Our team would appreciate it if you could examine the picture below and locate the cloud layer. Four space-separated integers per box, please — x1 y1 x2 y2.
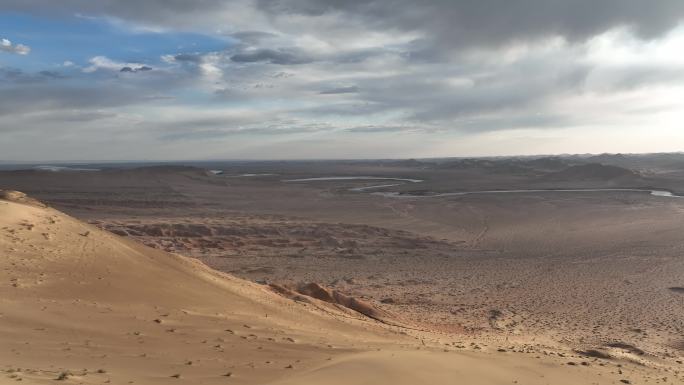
1 1 684 160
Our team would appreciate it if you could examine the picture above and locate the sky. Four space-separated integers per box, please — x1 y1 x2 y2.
1 1 684 161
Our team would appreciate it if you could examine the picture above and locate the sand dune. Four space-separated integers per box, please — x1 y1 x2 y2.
0 191 674 384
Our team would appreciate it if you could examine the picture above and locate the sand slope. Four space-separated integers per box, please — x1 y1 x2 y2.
0 194 668 384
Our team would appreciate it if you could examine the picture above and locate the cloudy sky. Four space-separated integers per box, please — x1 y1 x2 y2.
1 1 684 161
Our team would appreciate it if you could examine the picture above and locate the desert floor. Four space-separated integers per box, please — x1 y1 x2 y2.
1 157 683 383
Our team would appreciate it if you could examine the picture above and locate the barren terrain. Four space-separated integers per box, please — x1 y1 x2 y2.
1 154 684 383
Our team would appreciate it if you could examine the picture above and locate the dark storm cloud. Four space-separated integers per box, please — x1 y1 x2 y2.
3 1 683 47
120 65 153 73
256 0 684 47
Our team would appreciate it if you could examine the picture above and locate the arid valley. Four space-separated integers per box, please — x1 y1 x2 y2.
2 154 683 384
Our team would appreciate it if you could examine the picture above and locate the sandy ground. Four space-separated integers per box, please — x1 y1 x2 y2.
4 194 676 384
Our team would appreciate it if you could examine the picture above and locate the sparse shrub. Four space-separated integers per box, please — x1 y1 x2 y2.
56 371 70 381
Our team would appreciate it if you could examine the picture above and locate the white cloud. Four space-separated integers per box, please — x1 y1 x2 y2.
0 38 30 55
83 56 152 73
83 56 131 72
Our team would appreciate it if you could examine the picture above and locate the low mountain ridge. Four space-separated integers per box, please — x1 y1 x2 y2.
544 163 640 181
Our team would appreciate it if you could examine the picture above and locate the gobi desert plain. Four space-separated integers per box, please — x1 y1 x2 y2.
1 154 683 384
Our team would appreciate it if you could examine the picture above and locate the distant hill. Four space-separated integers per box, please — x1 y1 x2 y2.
581 153 684 172
585 153 629 164
434 156 573 175
392 158 427 168
521 157 573 171
544 163 640 181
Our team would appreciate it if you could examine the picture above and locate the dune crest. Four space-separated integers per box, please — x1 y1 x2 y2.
0 189 46 207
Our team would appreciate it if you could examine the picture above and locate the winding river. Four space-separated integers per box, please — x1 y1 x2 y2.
283 176 680 198
373 188 679 198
